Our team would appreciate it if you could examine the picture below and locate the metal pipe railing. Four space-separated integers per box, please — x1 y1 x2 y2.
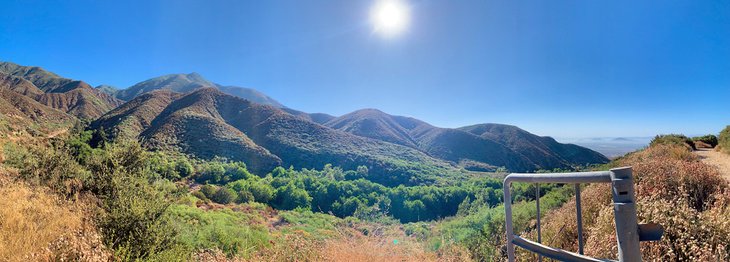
503 167 650 262
575 183 584 255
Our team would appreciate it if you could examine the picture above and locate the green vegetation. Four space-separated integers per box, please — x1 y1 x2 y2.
166 204 271 257
719 126 730 153
650 134 696 150
0 122 608 261
692 134 718 148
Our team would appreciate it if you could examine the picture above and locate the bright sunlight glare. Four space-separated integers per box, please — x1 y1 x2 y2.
370 0 410 37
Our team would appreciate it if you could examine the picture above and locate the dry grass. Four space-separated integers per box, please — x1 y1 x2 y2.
194 227 472 262
0 180 110 261
530 144 730 261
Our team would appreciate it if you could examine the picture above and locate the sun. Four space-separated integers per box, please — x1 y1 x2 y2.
370 0 410 37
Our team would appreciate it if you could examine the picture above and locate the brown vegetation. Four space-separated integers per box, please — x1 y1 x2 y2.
0 179 110 261
529 144 730 261
194 231 472 262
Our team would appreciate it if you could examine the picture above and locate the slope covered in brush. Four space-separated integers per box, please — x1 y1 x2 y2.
0 62 122 119
93 88 458 185
459 123 609 168
325 109 607 172
0 89 75 134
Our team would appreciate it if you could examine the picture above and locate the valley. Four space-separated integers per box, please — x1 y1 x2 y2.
0 61 727 261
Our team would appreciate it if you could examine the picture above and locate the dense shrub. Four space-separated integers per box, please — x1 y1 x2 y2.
195 160 252 184
650 134 695 150
85 142 183 261
210 187 236 204
274 183 312 210
719 126 730 153
692 134 718 148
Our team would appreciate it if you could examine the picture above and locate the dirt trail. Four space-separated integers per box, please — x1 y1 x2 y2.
695 148 730 181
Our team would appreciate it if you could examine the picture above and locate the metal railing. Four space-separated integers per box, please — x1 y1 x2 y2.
503 167 663 262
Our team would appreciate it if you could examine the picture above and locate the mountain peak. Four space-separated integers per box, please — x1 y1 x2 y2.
116 73 284 108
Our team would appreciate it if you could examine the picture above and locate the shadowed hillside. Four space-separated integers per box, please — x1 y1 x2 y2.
92 88 458 185
459 123 609 169
326 109 608 172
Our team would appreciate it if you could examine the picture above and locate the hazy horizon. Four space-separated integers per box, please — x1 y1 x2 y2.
2 0 729 137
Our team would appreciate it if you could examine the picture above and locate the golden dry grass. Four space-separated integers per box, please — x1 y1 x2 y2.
0 180 110 261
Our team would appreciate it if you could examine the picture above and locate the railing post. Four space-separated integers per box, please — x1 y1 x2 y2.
575 183 584 255
536 183 542 262
610 167 641 262
504 179 515 262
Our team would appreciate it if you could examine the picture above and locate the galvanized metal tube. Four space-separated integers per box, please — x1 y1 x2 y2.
503 170 614 262
505 171 612 184
610 167 641 262
536 183 542 262
575 183 584 255
504 178 515 262
511 236 606 262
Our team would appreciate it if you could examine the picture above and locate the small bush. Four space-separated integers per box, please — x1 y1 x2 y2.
191 191 208 201
200 185 217 199
211 187 236 204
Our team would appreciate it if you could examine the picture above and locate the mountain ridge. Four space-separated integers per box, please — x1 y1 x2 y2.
0 62 123 119
325 108 608 171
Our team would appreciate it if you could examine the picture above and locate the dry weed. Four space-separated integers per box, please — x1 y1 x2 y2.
0 182 110 261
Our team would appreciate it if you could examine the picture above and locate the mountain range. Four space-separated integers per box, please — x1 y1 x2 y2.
0 61 609 185
0 62 122 119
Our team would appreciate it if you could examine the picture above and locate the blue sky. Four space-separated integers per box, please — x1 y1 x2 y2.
1 0 729 137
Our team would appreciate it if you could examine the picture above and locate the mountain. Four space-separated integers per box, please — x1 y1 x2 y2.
0 89 75 134
115 73 214 100
459 124 609 168
0 62 123 119
217 85 284 108
91 88 457 185
282 108 336 124
325 109 608 171
95 85 119 96
116 73 284 108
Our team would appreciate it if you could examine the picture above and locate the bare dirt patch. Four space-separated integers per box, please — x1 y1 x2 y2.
694 148 730 181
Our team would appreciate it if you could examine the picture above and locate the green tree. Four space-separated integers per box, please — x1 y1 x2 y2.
274 183 312 210
175 159 194 178
211 187 236 204
248 181 275 204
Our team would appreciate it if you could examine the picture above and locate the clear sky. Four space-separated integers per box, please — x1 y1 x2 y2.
1 0 729 137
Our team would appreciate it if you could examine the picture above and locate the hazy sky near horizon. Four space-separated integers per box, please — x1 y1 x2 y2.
1 0 729 137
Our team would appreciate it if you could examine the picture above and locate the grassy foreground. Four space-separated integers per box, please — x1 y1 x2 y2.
1 129 728 261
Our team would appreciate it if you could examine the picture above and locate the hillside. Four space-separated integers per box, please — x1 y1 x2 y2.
325 109 608 172
92 88 457 184
459 123 609 169
0 62 122 119
0 89 75 135
116 72 284 108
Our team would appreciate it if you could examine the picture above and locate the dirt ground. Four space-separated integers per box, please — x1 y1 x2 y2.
695 148 730 181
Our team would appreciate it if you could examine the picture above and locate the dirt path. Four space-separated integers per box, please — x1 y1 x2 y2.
695 148 730 181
